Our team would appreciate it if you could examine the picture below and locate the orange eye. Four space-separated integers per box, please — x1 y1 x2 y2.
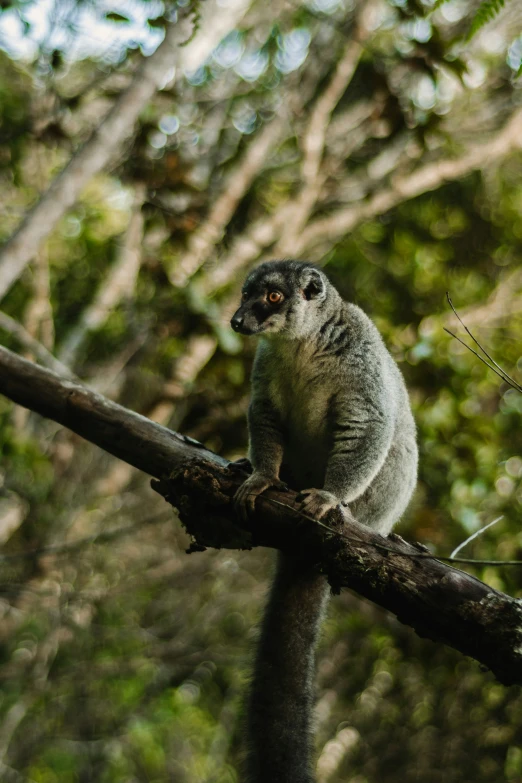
268 291 283 304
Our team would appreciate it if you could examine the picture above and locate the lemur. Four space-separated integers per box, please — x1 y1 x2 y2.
231 260 418 783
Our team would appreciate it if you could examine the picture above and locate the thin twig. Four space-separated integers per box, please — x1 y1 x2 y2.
445 292 522 392
450 516 503 558
263 497 522 567
443 327 512 384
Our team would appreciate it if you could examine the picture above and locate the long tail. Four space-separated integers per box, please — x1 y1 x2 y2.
245 552 330 783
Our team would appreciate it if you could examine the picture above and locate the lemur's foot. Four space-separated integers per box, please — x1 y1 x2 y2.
234 471 287 520
296 488 340 520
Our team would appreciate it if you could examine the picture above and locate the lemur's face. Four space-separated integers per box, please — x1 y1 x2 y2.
230 261 327 337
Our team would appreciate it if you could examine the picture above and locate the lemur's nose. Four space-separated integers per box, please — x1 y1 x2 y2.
231 314 244 332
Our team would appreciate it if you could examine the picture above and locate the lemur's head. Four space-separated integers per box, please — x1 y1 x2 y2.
231 260 331 338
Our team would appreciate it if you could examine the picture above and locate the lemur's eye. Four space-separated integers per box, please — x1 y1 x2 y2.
268 291 283 304
242 291 248 301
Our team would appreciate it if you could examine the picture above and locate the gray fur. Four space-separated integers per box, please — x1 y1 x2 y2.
232 260 418 783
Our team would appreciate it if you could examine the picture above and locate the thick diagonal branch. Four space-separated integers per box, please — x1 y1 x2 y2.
0 0 252 301
0 344 521 686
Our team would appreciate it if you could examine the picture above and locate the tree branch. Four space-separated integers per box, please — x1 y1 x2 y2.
0 345 521 686
0 0 252 301
58 183 146 367
0 345 226 479
297 108 522 253
170 115 287 288
0 311 73 378
274 4 370 255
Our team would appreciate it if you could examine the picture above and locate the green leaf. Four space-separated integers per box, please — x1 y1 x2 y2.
467 0 509 40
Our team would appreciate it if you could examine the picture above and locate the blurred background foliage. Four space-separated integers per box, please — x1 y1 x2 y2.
1 0 522 780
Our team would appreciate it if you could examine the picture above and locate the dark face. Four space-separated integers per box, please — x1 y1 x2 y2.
230 261 327 338
230 275 288 336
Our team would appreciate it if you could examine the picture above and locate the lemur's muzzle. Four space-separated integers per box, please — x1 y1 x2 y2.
231 308 259 335
230 311 244 332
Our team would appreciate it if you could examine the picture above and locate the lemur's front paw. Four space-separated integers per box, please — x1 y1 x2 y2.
296 488 340 520
234 471 287 520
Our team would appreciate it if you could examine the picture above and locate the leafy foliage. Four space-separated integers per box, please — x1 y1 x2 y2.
1 0 522 781
468 0 512 39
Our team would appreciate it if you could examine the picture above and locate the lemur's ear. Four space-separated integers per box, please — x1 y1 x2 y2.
302 268 326 301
